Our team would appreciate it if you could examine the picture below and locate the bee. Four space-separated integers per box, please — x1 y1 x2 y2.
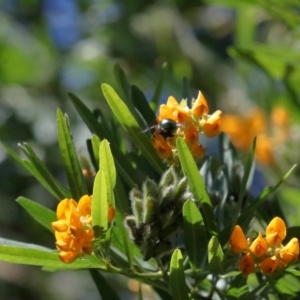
144 118 181 140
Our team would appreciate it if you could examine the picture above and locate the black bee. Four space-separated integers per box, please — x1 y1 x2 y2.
144 118 181 140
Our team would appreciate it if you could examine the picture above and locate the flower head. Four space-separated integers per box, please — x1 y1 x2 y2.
229 217 299 276
221 106 290 165
153 92 222 164
52 195 115 263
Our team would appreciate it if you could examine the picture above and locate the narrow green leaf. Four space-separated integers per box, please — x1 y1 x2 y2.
101 83 164 174
182 200 207 270
170 249 189 300
114 64 132 104
176 138 217 236
92 170 108 238
0 244 103 269
91 134 101 168
131 85 156 126
69 92 142 187
17 143 71 200
150 62 168 109
90 269 121 300
112 211 133 268
208 236 224 274
99 140 116 207
56 109 88 200
16 197 56 233
114 175 130 214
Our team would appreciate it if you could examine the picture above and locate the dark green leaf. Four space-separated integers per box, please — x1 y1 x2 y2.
16 197 56 233
69 92 142 187
114 64 132 105
89 269 121 300
91 134 101 168
176 137 217 236
182 200 207 270
170 249 189 300
17 142 71 200
56 109 87 200
131 85 156 126
101 83 164 174
208 236 224 274
150 62 169 109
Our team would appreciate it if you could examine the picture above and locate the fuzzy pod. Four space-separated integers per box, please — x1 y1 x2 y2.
143 196 158 224
159 167 177 188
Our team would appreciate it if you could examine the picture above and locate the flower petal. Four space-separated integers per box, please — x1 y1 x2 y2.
229 225 248 253
266 217 286 247
279 238 299 265
191 91 209 118
239 253 255 276
249 232 267 258
203 110 222 138
259 256 278 275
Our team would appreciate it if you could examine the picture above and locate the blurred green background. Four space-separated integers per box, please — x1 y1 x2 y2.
1 0 300 299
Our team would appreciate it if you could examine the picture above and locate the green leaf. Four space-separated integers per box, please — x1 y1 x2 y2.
111 211 133 268
99 140 116 207
101 83 164 175
150 62 169 109
91 134 101 168
182 200 207 270
226 273 248 299
0 244 103 269
114 175 130 215
208 236 224 274
170 249 189 300
131 85 156 127
114 64 132 105
16 143 71 200
69 92 142 187
56 109 88 200
92 170 108 238
176 137 217 236
16 197 56 233
89 269 121 300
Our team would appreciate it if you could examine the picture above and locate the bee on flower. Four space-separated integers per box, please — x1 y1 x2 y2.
151 92 222 164
229 217 299 276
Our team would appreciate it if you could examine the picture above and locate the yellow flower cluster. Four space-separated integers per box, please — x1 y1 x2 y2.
152 92 222 163
230 217 299 276
52 195 115 264
221 107 289 165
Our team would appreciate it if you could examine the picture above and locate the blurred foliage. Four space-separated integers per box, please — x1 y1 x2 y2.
1 0 300 299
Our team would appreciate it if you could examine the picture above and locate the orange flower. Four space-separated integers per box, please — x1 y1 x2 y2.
259 256 278 275
249 232 267 257
239 253 255 276
153 92 222 163
202 110 222 138
152 131 173 160
191 91 209 118
221 107 290 165
52 195 115 264
266 217 286 247
278 238 299 265
230 217 298 276
52 195 94 264
229 225 248 253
